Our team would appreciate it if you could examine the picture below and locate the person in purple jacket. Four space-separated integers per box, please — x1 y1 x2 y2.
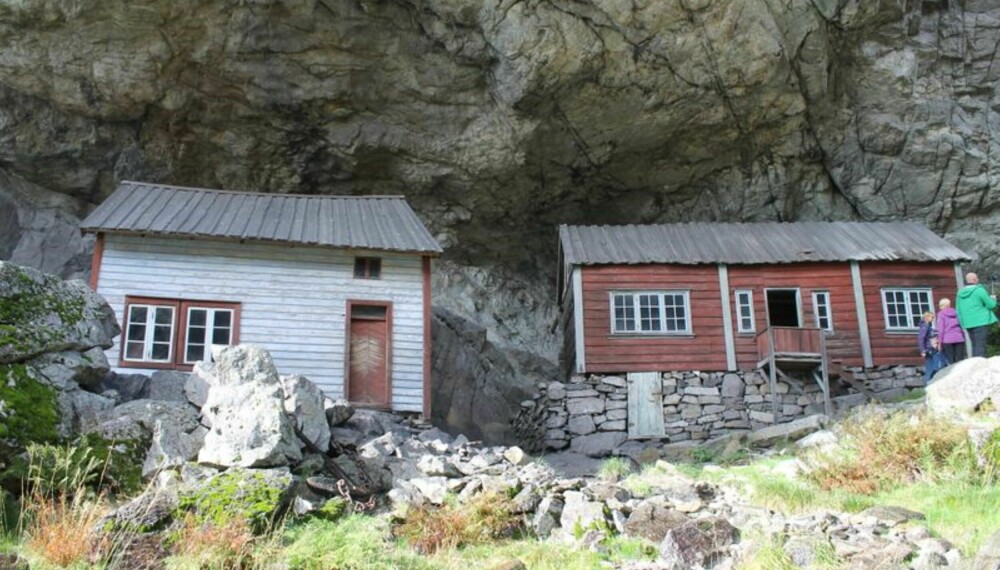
936 298 966 364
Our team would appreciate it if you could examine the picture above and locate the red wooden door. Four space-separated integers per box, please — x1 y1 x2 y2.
348 315 389 406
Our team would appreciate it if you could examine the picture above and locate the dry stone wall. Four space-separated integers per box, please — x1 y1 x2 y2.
516 366 925 455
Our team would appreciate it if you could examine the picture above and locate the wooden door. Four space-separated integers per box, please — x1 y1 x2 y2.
627 372 665 439
347 305 389 407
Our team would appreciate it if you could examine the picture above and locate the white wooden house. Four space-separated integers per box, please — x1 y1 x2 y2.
81 181 442 416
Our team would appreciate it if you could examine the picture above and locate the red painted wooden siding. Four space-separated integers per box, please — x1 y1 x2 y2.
581 265 727 373
728 263 862 369
580 261 960 373
860 262 958 366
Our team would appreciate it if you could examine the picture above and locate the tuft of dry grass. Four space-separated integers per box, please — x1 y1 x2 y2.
168 513 258 570
803 407 969 494
22 493 107 568
394 493 522 555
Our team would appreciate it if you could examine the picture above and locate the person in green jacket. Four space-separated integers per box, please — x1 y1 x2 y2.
955 272 998 357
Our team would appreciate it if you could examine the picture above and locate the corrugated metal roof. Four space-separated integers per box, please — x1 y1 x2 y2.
560 222 972 266
81 181 443 254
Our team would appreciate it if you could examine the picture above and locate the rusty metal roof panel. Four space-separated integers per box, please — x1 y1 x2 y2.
559 222 971 266
81 181 442 254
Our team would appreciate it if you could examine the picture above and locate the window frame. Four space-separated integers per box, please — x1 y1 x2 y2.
880 287 933 332
181 302 239 365
609 290 692 336
734 289 755 334
812 290 833 332
120 296 241 370
122 301 178 366
353 257 382 280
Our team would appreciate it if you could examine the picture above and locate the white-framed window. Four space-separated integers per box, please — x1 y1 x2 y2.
611 291 691 334
813 291 833 332
882 288 933 331
121 296 240 369
124 304 176 363
735 289 755 333
184 307 235 364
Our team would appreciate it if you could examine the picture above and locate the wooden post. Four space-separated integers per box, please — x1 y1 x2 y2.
718 264 737 371
572 267 587 374
768 327 779 421
819 329 831 416
850 261 874 368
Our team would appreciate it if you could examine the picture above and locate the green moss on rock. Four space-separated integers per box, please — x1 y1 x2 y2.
178 469 293 533
0 262 89 362
0 363 59 457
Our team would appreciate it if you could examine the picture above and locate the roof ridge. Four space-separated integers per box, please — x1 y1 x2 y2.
119 180 407 200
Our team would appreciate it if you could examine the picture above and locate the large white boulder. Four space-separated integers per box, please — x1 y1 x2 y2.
197 345 302 468
281 374 331 451
927 357 1000 414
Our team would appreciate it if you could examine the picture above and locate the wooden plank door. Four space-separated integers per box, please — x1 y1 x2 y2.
347 305 389 407
627 372 665 439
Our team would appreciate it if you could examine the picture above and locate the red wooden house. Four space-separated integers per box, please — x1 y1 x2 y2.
557 222 972 429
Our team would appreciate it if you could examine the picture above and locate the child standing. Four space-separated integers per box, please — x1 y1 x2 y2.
919 312 948 383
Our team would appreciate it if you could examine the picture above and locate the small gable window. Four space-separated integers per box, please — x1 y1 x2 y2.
354 257 382 279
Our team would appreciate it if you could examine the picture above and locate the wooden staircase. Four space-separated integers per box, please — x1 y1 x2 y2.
756 326 832 421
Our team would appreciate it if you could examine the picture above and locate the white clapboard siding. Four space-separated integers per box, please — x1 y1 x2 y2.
97 234 427 412
627 372 665 439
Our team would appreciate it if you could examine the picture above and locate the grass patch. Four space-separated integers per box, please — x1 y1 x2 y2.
284 515 430 570
739 534 797 570
394 493 522 554
803 407 969 494
877 481 1000 555
598 457 633 482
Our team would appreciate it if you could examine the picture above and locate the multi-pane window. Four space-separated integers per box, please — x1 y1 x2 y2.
353 257 382 279
611 291 691 334
124 304 176 363
882 288 932 331
184 307 235 364
735 290 754 333
813 291 833 332
121 297 239 368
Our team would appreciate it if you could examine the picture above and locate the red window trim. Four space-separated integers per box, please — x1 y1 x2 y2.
119 296 242 371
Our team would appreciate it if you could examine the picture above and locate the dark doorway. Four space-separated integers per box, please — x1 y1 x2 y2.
766 289 800 327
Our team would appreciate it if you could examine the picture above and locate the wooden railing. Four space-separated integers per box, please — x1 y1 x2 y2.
756 326 824 362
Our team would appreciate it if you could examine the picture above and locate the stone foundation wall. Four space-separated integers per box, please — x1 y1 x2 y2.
514 365 924 455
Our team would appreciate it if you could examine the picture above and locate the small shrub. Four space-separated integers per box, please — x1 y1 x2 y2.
598 457 634 482
803 407 968 494
395 493 522 554
690 448 715 464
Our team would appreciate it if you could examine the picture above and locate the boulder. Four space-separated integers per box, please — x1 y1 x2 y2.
747 414 828 447
184 361 214 408
179 468 295 531
100 488 178 532
531 496 563 538
559 490 607 532
282 374 331 451
198 346 302 468
659 517 739 569
91 399 200 441
624 497 690 542
100 372 150 403
503 446 530 466
0 261 119 364
143 370 189 403
26 347 109 390
411 476 451 504
570 431 627 457
142 421 204 478
60 388 115 435
974 529 1000 569
324 398 355 427
927 357 1000 414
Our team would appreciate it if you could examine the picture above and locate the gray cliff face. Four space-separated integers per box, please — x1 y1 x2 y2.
1 0 998 433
